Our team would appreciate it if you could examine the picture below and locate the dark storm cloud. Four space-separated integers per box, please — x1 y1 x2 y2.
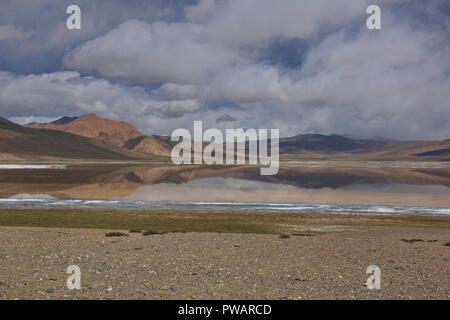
1 0 449 139
216 114 236 123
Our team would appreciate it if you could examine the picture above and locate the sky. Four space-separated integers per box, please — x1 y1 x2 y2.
0 0 449 140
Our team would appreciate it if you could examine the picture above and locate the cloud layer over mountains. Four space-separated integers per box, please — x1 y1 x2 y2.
1 0 449 139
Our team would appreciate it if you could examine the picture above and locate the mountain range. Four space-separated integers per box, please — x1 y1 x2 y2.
0 114 448 161
25 114 174 157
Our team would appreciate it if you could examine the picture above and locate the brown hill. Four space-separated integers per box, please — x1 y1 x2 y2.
123 135 173 156
0 117 145 161
27 114 175 157
26 114 143 147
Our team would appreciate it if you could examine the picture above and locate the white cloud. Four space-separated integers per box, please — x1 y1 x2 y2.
0 25 32 41
9 115 59 125
2 0 450 140
203 0 368 46
208 64 290 103
285 25 450 139
64 20 237 84
156 99 202 118
64 19 295 105
0 72 202 127
155 83 199 100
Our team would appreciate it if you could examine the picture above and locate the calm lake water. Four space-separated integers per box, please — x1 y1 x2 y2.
0 162 449 215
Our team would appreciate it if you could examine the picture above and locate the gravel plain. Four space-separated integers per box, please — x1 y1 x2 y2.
0 225 448 300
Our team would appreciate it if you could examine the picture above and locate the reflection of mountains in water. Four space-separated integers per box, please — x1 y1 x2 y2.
1 162 449 190
94 164 450 190
2 164 450 207
2 164 450 201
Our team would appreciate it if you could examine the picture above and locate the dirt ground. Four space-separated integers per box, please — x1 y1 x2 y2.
0 225 448 300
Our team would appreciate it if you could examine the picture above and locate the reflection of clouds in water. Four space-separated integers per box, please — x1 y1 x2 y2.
10 193 56 199
340 184 450 195
282 161 450 169
0 165 66 169
179 178 450 194
179 177 299 191
1 198 449 216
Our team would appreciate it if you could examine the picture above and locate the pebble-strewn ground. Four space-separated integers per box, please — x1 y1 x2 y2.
0 226 448 299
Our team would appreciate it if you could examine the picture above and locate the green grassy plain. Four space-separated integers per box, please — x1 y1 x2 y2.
0 209 449 235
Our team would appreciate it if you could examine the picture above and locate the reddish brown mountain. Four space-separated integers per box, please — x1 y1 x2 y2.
26 114 143 147
0 117 144 161
26 114 173 156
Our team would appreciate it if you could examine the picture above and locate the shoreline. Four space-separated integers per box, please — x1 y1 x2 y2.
1 197 449 217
